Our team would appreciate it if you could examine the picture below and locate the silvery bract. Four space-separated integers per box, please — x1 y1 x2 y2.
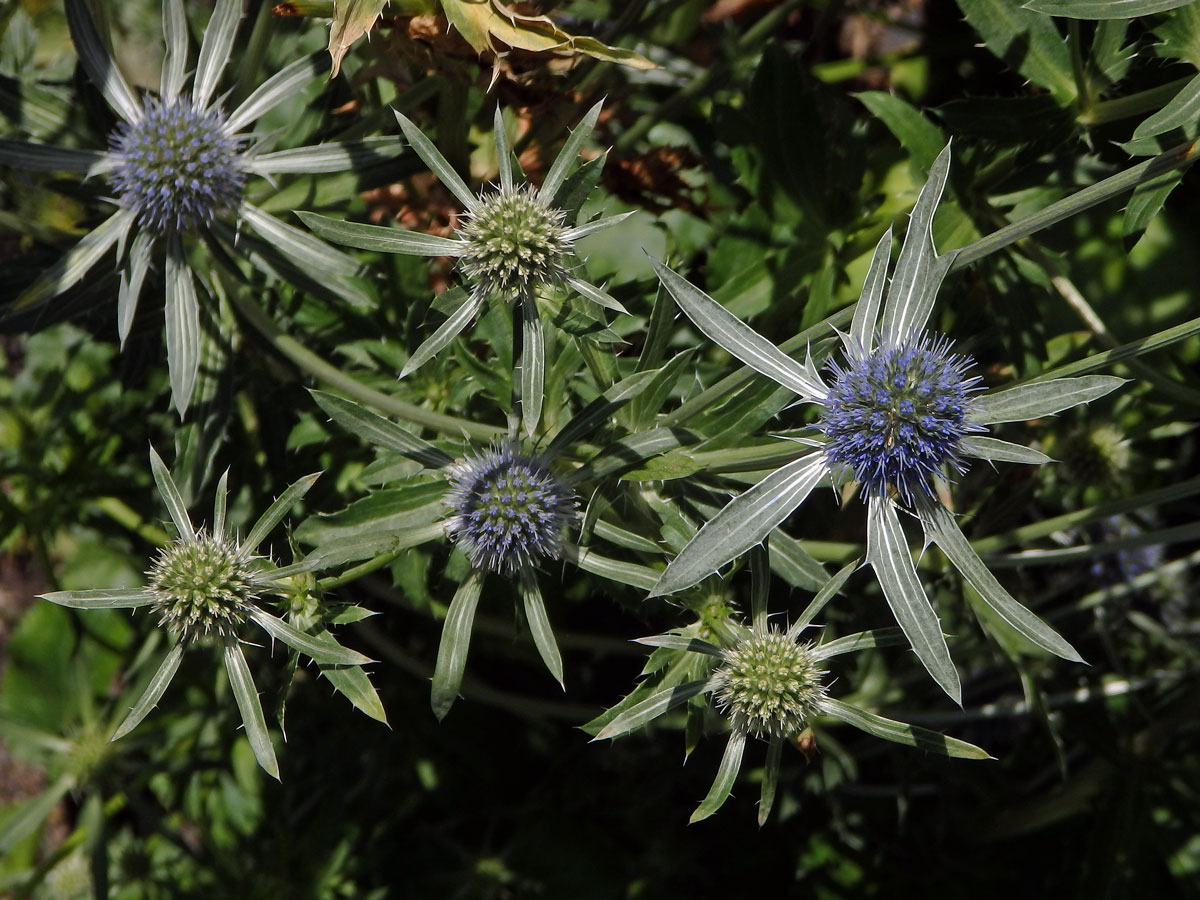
649 144 1125 703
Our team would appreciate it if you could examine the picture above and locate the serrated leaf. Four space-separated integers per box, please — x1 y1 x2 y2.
822 697 991 758
957 0 1077 103
321 659 388 725
243 472 321 552
857 93 946 171
548 367 662 457
1132 73 1200 140
960 436 1053 464
224 641 279 779
634 635 724 657
594 678 713 740
431 570 485 721
111 642 185 741
149 445 195 541
689 728 747 823
973 375 1126 424
297 211 467 256
39 589 154 609
250 609 373 666
328 0 388 76
520 571 562 687
161 0 187 99
310 390 454 468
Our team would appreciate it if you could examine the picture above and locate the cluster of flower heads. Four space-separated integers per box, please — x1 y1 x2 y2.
444 443 576 575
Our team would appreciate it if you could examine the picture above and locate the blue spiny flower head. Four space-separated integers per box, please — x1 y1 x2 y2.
109 97 246 234
822 333 984 505
444 443 576 575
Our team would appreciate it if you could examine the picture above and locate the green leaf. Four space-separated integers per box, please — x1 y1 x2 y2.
165 236 201 416
689 728 747 823
0 773 74 856
394 111 478 211
160 0 187 99
310 390 454 468
320 658 389 725
327 0 389 76
1132 73 1200 140
296 211 467 256
149 445 195 541
652 260 826 399
960 436 1052 464
492 105 515 193
520 571 562 687
957 0 1077 103
226 53 323 133
401 289 485 378
249 138 403 175
571 428 702 483
224 641 279 779
650 453 828 597
243 472 321 553
758 736 783 827
542 101 602 204
193 0 239 110
866 497 961 704
633 635 724 657
431 570 485 721
563 543 660 591
1023 0 1194 18
593 678 713 740
821 697 992 759
111 642 185 741
814 627 906 659
518 295 544 438
1123 169 1183 241
242 204 362 278
849 227 892 353
1153 1 1200 65
548 368 662 457
117 228 153 347
972 375 1126 424
857 93 945 171
249 609 373 666
213 469 230 539
64 0 141 122
916 499 1083 661
790 560 859 637
39 589 153 610
0 139 112 174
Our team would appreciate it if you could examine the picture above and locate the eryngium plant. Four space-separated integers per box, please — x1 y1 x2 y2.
595 560 989 824
299 104 633 434
40 447 371 778
0 0 391 414
649 144 1125 703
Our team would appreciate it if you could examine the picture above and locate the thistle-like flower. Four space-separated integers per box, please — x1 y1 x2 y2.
594 561 989 823
40 447 371 779
444 443 575 575
0 0 392 414
648 144 1126 703
299 103 633 434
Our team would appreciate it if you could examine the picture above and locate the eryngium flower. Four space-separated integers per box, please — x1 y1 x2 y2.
0 0 387 415
822 334 983 506
649 144 1125 703
444 444 575 575
109 97 246 234
40 447 371 779
712 630 828 740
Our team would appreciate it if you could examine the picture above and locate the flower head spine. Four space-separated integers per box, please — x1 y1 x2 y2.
821 333 984 506
713 629 828 740
444 443 575 574
109 97 246 234
147 532 258 643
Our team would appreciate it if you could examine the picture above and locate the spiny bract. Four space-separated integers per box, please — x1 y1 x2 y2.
444 444 575 575
147 533 258 642
713 630 828 740
822 333 984 505
109 97 245 234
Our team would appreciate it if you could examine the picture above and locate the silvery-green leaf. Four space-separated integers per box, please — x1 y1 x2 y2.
224 641 279 779
213 469 230 539
0 773 74 856
296 210 467 256
548 368 660 457
493 105 515 193
247 138 401 174
972 376 1126 424
394 110 478 211
65 0 141 123
866 497 961 704
520 571 562 688
690 728 747 823
160 0 188 99
562 210 637 242
165 237 201 416
758 736 783 827
242 204 361 278
399 290 485 378
193 0 239 111
567 275 628 314
40 589 154 610
814 627 906 659
1131 73 1200 140
653 259 827 400
750 544 769 632
149 444 195 541
320 655 388 725
916 499 1083 661
519 295 544 437
542 101 602 205
0 140 114 174
310 390 454 468
650 453 828 598
821 697 991 759
633 634 724 657
225 53 322 133
117 228 154 347
848 226 892 354
431 570 485 721
789 560 858 638
111 642 185 741
243 472 320 552
593 678 713 740
562 544 659 591
960 436 1052 465
249 608 373 666
15 207 134 311
1023 0 1194 18
880 142 952 338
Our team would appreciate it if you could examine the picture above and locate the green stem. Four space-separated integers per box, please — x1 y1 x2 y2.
228 291 504 441
951 139 1200 271
93 497 171 545
1079 75 1194 127
1068 19 1092 115
316 522 444 590
1027 314 1200 383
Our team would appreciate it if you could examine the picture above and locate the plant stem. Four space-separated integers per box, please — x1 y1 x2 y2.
1028 314 1200 383
1079 75 1194 126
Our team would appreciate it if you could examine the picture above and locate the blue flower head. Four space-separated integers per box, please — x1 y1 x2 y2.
822 333 984 505
444 443 575 575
